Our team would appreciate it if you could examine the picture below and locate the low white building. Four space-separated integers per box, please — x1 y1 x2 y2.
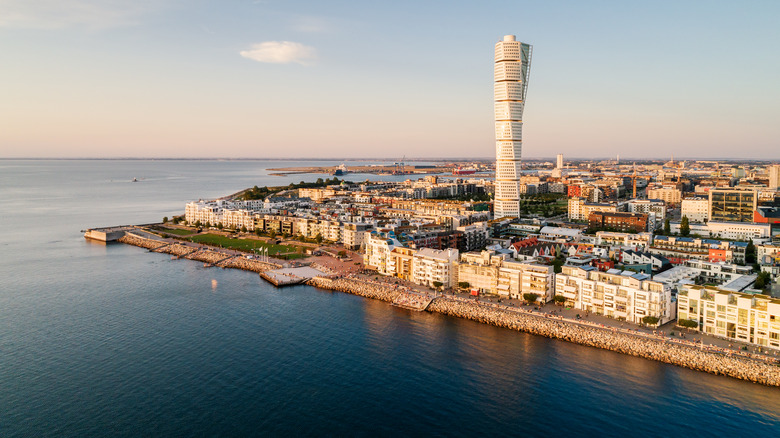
678 285 780 350
669 221 771 241
595 231 653 249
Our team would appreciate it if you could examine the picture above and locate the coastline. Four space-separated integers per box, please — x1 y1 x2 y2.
116 233 780 387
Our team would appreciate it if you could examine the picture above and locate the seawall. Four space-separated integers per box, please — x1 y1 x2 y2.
308 277 780 387
114 234 780 386
118 233 280 272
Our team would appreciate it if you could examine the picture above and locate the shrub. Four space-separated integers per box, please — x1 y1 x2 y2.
678 319 698 328
523 293 538 304
642 316 660 326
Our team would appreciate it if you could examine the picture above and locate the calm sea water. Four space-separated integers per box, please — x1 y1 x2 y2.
1 159 778 437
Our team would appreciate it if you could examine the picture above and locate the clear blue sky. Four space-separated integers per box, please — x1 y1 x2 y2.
1 0 778 159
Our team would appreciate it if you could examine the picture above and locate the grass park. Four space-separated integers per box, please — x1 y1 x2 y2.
187 233 306 259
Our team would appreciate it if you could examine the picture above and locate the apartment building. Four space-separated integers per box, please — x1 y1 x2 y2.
456 250 553 301
412 248 459 288
646 186 682 205
709 187 757 223
678 285 780 350
681 197 709 223
555 265 675 324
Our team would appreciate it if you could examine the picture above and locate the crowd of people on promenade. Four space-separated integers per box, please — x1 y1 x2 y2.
393 291 434 310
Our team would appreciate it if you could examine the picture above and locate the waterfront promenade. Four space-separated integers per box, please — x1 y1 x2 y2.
113 228 780 386
307 276 780 386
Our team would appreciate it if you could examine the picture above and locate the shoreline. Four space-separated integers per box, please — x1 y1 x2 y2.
115 232 780 387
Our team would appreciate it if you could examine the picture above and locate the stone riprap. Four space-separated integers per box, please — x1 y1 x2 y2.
310 277 780 386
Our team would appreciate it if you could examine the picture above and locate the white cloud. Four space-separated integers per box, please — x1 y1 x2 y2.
0 0 169 29
240 41 316 65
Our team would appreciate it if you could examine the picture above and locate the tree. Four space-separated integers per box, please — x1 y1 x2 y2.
553 295 566 305
745 239 756 265
680 216 690 237
315 233 323 244
458 282 470 290
642 316 660 326
678 319 698 328
240 225 248 233
432 281 443 290
663 217 671 234
162 216 168 223
522 293 538 304
195 220 202 228
217 222 224 230
754 271 771 290
172 216 180 224
338 250 347 258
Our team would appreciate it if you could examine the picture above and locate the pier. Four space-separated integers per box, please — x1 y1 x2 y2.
392 291 436 311
261 266 328 287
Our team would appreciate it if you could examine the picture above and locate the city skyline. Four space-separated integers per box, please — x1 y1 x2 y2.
1 1 779 159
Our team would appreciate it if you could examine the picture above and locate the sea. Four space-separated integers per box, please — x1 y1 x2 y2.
1 159 778 437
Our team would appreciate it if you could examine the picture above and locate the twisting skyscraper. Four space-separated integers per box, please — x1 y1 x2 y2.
494 35 532 219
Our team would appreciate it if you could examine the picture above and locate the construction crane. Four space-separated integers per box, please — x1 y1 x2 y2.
394 155 406 175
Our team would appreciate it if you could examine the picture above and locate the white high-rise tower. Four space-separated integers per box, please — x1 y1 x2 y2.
494 35 532 219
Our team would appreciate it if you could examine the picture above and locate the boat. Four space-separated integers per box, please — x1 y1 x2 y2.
331 163 349 176
452 167 477 175
132 178 138 182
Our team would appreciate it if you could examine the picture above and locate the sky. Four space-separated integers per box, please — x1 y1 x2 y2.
1 0 779 160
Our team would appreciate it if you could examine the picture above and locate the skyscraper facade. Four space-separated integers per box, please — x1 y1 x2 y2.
494 35 532 219
769 164 780 190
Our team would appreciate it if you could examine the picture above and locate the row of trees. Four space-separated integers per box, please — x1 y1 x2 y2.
242 177 351 200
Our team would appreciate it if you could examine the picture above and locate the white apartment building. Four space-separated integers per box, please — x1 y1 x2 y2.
555 265 675 324
646 187 682 205
681 197 709 223
758 244 780 265
185 201 223 226
494 35 532 219
363 232 402 275
222 209 256 231
669 221 771 241
342 223 372 250
595 231 653 249
678 285 780 350
456 250 553 301
319 220 341 243
412 248 459 288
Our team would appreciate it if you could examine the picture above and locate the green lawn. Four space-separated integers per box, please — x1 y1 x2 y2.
188 233 305 259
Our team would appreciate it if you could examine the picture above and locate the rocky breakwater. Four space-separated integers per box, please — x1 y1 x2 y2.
119 233 277 273
307 277 401 303
428 298 780 386
118 234 162 250
221 256 279 272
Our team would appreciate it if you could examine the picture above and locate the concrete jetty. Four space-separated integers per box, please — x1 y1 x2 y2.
262 266 328 287
84 226 131 242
